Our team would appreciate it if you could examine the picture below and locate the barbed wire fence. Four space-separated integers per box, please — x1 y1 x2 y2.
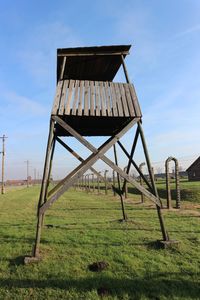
1 154 198 191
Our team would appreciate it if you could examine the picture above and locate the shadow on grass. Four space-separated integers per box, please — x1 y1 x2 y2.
0 273 199 299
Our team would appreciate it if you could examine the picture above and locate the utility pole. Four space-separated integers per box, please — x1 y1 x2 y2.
37 171 40 182
0 135 8 194
34 168 36 185
24 160 29 187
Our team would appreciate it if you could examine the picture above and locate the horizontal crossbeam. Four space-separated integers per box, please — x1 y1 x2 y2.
57 51 129 57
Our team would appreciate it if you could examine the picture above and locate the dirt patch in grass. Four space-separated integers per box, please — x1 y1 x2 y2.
88 261 109 272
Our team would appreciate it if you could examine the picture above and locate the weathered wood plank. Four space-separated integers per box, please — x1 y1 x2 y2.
90 81 95 116
78 80 84 115
110 82 118 116
104 81 112 116
128 84 142 117
84 80 89 116
99 81 106 116
123 83 135 117
60 56 66 80
114 83 124 117
121 54 130 83
51 80 64 115
58 80 68 115
58 51 129 57
95 81 100 116
119 83 129 117
65 80 75 115
72 80 79 115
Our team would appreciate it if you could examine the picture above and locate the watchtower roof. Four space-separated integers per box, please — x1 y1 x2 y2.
57 45 131 82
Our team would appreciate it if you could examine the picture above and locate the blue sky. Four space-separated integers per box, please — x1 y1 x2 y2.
0 0 200 179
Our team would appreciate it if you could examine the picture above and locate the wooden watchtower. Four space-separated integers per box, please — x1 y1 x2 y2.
26 45 173 262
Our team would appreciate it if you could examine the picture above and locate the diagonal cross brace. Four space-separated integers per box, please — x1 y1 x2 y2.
47 137 110 197
56 137 110 184
39 117 137 215
52 116 161 207
117 140 153 191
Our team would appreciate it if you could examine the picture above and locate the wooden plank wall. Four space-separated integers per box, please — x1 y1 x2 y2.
51 80 142 118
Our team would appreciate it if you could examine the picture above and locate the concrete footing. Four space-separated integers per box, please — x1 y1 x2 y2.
24 256 41 265
157 240 179 249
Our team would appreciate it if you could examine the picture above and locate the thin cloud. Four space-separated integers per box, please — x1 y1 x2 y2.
3 90 48 116
18 21 83 86
174 24 200 38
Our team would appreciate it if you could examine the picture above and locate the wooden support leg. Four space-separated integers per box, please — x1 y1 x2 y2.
41 136 56 226
37 119 55 211
137 122 162 207
33 211 43 257
137 122 169 241
121 56 174 244
33 118 55 258
113 145 127 221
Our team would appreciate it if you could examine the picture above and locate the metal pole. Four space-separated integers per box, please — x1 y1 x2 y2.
113 170 116 196
98 172 101 194
84 175 87 191
24 160 29 188
139 162 145 203
92 173 95 192
123 166 128 198
0 135 8 194
175 160 181 209
165 158 172 209
88 174 90 192
104 170 108 195
82 175 84 190
34 168 36 185
77 177 80 190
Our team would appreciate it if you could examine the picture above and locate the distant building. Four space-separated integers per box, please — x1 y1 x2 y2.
186 156 200 181
6 180 26 186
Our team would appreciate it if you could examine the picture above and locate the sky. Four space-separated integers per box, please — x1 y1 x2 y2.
0 0 200 180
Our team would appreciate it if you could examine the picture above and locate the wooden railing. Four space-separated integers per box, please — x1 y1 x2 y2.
52 80 141 117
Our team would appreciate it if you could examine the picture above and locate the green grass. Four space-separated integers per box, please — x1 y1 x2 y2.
126 179 200 204
0 186 200 299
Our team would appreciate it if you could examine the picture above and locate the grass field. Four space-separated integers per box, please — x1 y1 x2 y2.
0 184 200 299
